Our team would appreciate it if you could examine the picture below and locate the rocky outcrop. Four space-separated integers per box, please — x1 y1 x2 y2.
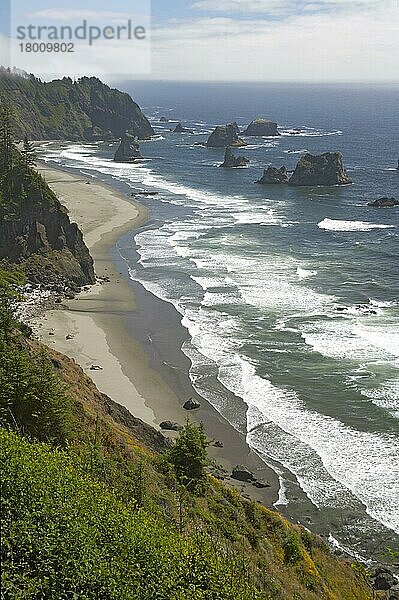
288 152 352 186
113 132 142 162
0 203 95 287
183 398 201 410
256 165 289 184
368 197 399 207
220 147 249 168
243 119 279 137
160 421 180 431
206 122 246 148
0 71 154 140
371 567 397 591
231 465 256 482
173 123 194 134
159 116 170 123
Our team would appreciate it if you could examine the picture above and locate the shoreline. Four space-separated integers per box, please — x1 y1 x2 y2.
31 163 281 507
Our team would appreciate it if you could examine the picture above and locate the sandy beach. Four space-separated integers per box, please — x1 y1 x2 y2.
31 164 282 507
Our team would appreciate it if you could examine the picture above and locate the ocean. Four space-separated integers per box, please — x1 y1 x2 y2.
38 81 399 560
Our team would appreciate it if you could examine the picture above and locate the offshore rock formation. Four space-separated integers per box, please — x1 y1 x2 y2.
173 123 194 134
113 133 142 162
288 152 352 186
368 197 399 207
220 147 249 168
0 70 154 140
256 165 289 184
206 122 246 148
243 118 280 137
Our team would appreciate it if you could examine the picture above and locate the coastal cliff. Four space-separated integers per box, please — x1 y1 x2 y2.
0 198 95 287
0 68 154 140
0 143 94 288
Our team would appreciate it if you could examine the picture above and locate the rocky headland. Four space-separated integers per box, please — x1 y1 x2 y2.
0 70 154 140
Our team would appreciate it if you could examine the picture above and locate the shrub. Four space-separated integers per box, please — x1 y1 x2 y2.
166 421 208 492
0 429 261 599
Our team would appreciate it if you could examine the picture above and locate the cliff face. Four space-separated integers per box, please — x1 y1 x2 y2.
0 70 154 140
0 203 95 287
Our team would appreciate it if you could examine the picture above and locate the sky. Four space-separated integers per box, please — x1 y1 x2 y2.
0 0 398 81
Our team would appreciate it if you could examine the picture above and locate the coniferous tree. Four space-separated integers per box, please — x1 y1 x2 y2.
21 135 36 169
0 104 14 206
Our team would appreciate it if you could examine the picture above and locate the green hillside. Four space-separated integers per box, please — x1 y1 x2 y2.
0 68 154 140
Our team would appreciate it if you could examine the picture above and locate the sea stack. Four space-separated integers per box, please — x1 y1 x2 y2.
206 122 246 148
243 118 280 137
288 152 352 186
256 165 289 184
220 147 249 168
113 132 142 162
173 122 194 134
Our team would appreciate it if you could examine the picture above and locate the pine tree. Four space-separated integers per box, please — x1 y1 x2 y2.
0 104 14 205
21 135 36 169
166 421 208 492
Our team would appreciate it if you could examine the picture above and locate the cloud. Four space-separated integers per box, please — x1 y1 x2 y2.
27 9 135 23
151 1 399 81
190 0 389 16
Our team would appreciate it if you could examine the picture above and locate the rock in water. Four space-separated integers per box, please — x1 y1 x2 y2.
159 116 170 122
173 122 194 134
256 165 289 184
368 197 399 207
289 152 352 186
220 147 249 168
243 118 280 137
206 122 246 148
114 132 142 162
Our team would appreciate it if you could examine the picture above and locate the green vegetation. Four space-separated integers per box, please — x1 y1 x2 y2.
1 429 260 600
0 264 374 599
0 111 95 286
0 68 154 140
0 106 57 220
166 420 208 491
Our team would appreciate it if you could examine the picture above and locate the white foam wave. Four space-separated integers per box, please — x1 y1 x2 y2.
301 320 399 364
240 360 399 533
297 267 317 279
318 218 395 232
